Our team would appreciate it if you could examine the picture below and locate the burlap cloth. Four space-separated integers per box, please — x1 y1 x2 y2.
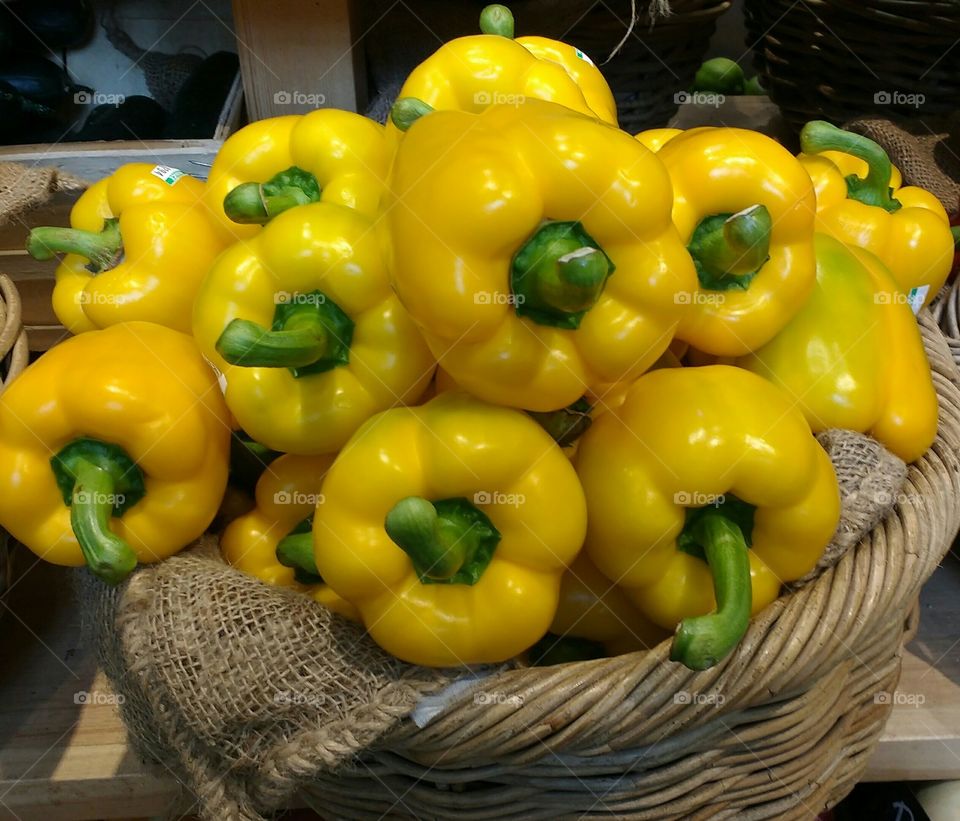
77 427 906 821
0 162 86 228
846 118 960 216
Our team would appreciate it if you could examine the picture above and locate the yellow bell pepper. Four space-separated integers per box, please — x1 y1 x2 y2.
25 164 225 334
576 365 840 670
653 127 818 356
194 201 435 455
634 127 684 153
202 109 391 243
388 4 617 141
799 121 954 309
312 392 587 666
740 234 938 463
221 453 358 620
549 554 670 657
383 98 696 412
0 322 231 584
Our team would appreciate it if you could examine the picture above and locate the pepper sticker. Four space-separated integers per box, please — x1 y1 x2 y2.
150 164 185 186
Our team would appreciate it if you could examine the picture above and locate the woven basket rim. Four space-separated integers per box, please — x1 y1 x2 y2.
387 313 960 761
0 273 28 392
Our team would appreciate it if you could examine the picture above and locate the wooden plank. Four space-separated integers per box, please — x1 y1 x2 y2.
0 192 79 249
232 0 365 119
22 325 70 352
0 141 224 183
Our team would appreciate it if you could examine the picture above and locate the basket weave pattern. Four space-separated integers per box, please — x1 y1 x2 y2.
746 0 960 130
305 314 960 819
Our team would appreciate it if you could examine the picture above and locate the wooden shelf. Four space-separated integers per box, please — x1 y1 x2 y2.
2 547 959 819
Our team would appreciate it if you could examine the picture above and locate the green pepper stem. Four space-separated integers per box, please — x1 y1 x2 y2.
390 97 434 132
68 459 138 586
670 513 752 670
688 205 772 287
527 397 592 446
215 291 354 377
217 316 332 369
384 496 500 585
512 221 615 329
479 4 514 37
951 225 960 248
692 57 745 94
223 166 322 224
800 121 901 212
276 531 319 576
26 218 122 273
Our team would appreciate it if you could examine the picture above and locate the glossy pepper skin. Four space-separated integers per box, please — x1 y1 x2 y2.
550 554 669 656
193 201 435 455
384 99 696 412
221 453 358 620
740 234 938 463
799 121 953 309
202 109 391 242
312 392 587 667
0 322 231 583
654 127 818 356
576 365 840 670
389 4 617 139
26 164 225 334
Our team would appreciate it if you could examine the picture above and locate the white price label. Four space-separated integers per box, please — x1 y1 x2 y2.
150 164 185 186
907 285 929 315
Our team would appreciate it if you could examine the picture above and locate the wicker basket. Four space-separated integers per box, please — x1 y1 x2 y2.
299 313 960 819
0 274 28 605
745 0 960 131
568 0 731 131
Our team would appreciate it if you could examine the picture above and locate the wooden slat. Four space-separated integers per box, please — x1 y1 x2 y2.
22 325 70 351
0 192 78 250
232 0 365 119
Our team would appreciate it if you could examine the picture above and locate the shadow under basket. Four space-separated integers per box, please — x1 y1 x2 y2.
745 0 960 131
0 274 29 605
568 0 731 132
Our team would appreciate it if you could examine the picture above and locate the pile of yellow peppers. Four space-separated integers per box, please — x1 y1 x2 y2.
3 4 948 672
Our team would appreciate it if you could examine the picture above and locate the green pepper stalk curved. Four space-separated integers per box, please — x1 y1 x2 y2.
670 512 752 670
512 221 615 329
384 496 501 585
49 438 146 585
216 290 354 378
223 166 322 224
390 97 435 132
276 517 324 585
479 4 515 38
688 204 772 291
800 121 902 212
527 397 593 446
26 217 123 273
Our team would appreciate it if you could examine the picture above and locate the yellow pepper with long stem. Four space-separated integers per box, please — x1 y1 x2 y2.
653 127 818 356
576 365 840 670
384 98 696 412
193 201 435 455
0 322 231 584
739 234 937 463
202 109 391 243
221 453 358 620
25 164 225 334
389 4 617 140
799 121 954 309
309 392 587 666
